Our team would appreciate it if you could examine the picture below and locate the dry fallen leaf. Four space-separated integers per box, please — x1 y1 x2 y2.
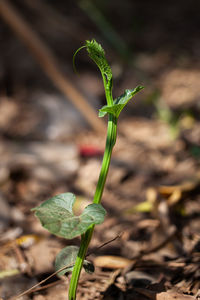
156 291 195 300
94 255 132 269
135 288 195 300
159 177 200 196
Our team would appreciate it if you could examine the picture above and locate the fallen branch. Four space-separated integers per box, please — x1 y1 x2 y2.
0 0 106 133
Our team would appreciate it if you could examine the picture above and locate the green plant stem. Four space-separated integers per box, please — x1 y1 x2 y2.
68 114 117 300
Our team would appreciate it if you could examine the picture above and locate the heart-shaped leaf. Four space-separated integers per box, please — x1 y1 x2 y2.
99 86 144 118
32 193 106 239
55 245 95 276
55 245 79 275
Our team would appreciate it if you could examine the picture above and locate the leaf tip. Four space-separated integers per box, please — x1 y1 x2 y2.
137 85 145 91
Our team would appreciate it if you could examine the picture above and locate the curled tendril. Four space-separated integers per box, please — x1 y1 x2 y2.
72 45 87 74
73 40 112 83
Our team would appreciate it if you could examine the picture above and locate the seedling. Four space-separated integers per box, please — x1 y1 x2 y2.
32 39 144 300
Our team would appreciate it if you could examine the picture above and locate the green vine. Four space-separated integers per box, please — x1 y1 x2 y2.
32 39 144 300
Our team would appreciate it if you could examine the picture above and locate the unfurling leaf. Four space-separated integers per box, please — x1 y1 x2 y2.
32 193 106 239
99 86 144 118
85 39 112 82
55 245 94 276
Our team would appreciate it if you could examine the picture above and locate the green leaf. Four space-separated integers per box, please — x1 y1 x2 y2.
32 193 106 239
85 39 112 82
55 246 79 276
55 246 95 276
99 86 144 118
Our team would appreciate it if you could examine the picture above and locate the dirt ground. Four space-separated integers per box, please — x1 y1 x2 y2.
0 1 200 300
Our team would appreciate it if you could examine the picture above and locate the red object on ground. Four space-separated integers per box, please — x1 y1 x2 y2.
79 145 103 157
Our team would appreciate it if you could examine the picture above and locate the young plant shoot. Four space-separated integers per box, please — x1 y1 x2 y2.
32 39 144 300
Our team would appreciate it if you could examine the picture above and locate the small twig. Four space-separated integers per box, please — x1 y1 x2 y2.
129 225 177 261
0 0 106 133
87 232 123 257
137 226 177 259
122 226 177 275
23 279 63 294
9 263 74 300
12 244 32 276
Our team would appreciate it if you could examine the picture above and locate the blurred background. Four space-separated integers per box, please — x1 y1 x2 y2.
0 0 200 138
0 1 200 299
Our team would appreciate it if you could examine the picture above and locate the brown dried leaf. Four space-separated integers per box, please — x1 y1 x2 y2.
159 178 199 196
156 291 195 300
135 288 195 300
94 255 132 269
